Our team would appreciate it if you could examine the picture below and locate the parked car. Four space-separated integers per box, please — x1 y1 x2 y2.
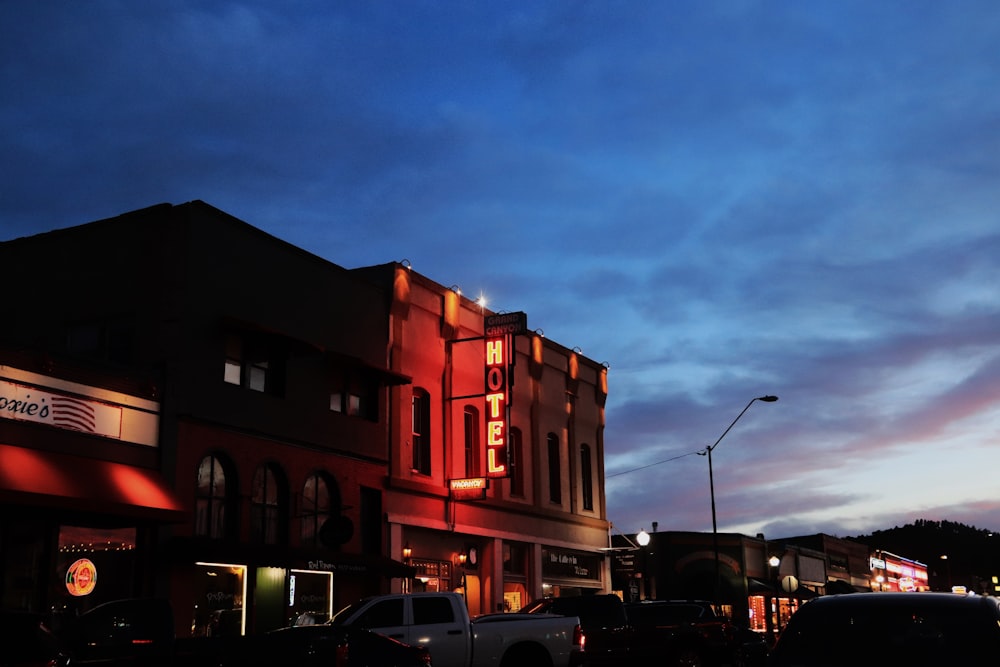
329 591 584 667
522 595 766 667
769 592 1000 666
223 624 431 667
521 594 629 666
50 598 230 667
0 610 61 667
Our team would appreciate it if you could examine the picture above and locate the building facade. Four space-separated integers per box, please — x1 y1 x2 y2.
356 264 612 615
0 201 610 632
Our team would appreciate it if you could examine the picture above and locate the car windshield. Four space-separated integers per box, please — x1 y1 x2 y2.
329 599 369 625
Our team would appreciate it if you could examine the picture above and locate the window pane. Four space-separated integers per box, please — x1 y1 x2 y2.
248 363 267 392
548 435 561 503
224 360 242 385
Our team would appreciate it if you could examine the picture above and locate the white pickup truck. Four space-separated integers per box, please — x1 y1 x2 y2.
329 591 585 667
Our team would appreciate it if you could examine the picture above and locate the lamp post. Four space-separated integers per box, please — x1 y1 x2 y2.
699 395 778 604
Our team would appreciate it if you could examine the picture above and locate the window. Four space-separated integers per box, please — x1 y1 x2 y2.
355 598 404 629
547 434 561 504
509 428 525 497
581 443 594 511
195 455 234 539
223 334 285 396
413 596 455 625
66 318 135 366
251 463 287 545
301 472 340 548
329 371 377 421
463 406 479 477
360 486 382 555
412 389 431 475
503 542 527 575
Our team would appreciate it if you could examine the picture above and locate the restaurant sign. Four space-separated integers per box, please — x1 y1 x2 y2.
1 378 123 438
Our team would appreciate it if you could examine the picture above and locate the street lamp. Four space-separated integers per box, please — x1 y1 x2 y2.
699 395 778 604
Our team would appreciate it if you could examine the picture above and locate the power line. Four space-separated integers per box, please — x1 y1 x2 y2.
606 449 702 478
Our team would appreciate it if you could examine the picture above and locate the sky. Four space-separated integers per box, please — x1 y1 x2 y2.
3 1 1000 541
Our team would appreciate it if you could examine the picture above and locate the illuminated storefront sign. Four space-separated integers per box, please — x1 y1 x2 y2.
66 558 97 596
1 379 123 437
0 367 159 447
482 313 526 479
450 477 488 500
484 336 509 477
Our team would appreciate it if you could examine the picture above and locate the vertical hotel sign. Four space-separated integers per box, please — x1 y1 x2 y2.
483 312 527 479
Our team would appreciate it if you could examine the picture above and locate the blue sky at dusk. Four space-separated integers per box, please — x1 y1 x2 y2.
3 1 999 540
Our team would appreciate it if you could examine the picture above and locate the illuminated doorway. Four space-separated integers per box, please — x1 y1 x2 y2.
193 562 247 637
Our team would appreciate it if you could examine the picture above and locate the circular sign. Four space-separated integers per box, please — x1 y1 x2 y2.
66 558 97 596
781 575 799 593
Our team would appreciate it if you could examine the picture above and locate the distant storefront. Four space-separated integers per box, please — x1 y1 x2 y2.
0 360 185 615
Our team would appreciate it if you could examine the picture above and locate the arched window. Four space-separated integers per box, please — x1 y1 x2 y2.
251 463 287 545
195 454 234 539
547 434 561 504
580 443 594 511
509 428 525 497
412 388 431 475
301 471 341 548
463 406 480 477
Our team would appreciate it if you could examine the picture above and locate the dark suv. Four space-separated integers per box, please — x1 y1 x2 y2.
521 595 630 667
522 595 765 667
769 592 1000 666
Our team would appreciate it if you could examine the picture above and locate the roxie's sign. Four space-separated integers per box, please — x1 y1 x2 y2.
483 312 525 479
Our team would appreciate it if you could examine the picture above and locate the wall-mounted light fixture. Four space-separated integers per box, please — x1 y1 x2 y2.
403 544 412 561
400 258 412 269
449 284 461 295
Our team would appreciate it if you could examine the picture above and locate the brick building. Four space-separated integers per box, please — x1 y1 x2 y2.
0 200 610 631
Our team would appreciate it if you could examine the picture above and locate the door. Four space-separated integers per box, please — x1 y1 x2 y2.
408 595 469 667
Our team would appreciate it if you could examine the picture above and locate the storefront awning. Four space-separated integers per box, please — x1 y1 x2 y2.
168 536 416 579
748 578 775 593
0 444 187 522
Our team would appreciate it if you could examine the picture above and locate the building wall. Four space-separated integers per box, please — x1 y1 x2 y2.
2 202 611 630
0 202 409 633
368 264 611 613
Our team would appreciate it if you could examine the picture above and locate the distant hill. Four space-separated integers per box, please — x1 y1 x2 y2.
851 519 1000 593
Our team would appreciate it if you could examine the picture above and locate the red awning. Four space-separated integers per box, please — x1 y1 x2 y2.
0 444 187 522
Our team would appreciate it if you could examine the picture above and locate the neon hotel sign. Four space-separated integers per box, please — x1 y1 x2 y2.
483 312 526 479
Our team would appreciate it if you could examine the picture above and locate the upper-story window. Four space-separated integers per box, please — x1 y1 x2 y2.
224 333 285 396
509 428 525 497
547 433 561 504
580 443 594 511
195 454 235 539
412 389 431 476
301 471 340 548
463 406 480 477
330 374 378 421
66 318 134 366
251 463 287 545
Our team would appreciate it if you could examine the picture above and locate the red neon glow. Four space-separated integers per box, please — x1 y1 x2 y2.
0 444 184 517
484 334 510 479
